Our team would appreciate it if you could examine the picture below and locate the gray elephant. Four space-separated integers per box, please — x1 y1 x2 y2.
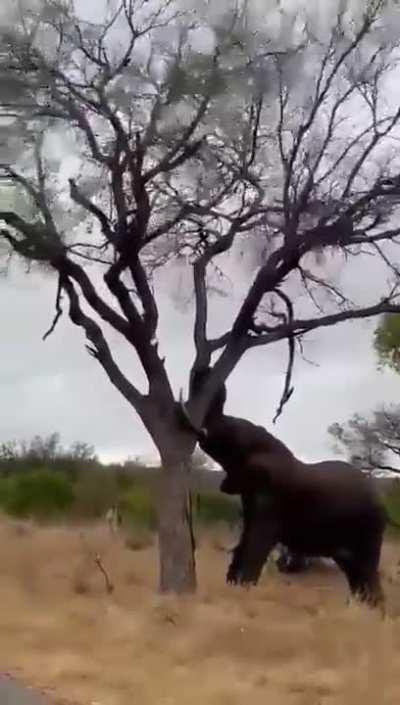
180 368 387 611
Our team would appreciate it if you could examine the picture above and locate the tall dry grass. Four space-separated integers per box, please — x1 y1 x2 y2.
1 516 400 705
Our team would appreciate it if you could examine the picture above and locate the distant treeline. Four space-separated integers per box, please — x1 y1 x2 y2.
0 433 239 526
1 433 400 532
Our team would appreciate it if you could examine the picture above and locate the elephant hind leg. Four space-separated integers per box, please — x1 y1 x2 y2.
336 551 385 614
352 568 385 612
356 535 386 614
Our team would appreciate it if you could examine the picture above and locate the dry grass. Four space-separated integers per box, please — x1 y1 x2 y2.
2 517 400 705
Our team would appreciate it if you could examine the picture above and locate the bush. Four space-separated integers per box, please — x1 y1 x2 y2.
0 476 9 507
119 487 239 531
0 462 241 529
71 469 119 518
195 492 240 526
120 486 157 530
383 487 400 533
1 469 74 519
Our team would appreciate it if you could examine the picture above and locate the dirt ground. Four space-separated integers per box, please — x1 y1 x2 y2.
1 517 400 705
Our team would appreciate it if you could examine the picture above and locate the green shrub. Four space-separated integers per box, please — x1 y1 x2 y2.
120 487 239 531
120 486 157 530
0 476 9 508
0 463 242 530
384 487 400 533
194 491 240 526
71 469 119 518
2 469 74 519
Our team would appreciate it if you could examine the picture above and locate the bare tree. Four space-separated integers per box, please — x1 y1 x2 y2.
3 0 400 592
328 406 400 474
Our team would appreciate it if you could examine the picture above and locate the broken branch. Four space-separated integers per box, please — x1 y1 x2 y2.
61 274 146 412
43 275 63 341
272 290 295 423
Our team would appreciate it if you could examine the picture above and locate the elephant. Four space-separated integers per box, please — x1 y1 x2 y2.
179 368 386 610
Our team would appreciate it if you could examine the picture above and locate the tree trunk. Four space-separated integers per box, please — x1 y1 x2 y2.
157 446 197 594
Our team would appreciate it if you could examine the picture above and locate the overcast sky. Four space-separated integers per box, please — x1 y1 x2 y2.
2 250 400 465
2 0 400 465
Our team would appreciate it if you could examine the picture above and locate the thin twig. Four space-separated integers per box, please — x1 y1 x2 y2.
93 553 114 594
79 532 114 594
43 275 63 341
272 290 295 424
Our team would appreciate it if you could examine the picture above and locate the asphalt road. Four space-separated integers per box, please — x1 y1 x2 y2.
0 677 48 705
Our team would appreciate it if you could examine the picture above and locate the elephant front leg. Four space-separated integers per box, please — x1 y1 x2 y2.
226 492 254 585
226 496 279 587
236 522 278 586
227 541 245 584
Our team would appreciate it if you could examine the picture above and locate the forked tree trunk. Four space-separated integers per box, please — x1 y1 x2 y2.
157 442 197 594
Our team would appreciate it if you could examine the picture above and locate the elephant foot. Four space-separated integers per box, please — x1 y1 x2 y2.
226 565 240 585
348 575 386 617
226 575 239 585
226 570 258 588
362 589 386 617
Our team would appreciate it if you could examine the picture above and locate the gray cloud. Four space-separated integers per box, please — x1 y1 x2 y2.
2 252 400 465
3 0 400 465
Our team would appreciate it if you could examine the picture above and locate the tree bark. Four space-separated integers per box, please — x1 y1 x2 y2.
157 443 197 594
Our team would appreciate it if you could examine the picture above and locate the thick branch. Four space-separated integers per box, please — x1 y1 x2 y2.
271 290 295 423
144 93 210 182
43 275 63 341
129 256 158 339
190 218 250 373
103 254 170 393
34 135 55 232
232 244 299 339
62 256 169 390
145 204 190 244
61 275 146 412
0 212 136 344
59 96 109 164
246 96 263 170
130 132 151 237
0 167 57 236
186 231 332 422
60 257 133 339
380 440 400 457
1 205 169 399
104 255 146 329
193 257 209 369
69 178 113 240
0 214 62 260
247 298 400 347
366 463 400 475
208 332 231 352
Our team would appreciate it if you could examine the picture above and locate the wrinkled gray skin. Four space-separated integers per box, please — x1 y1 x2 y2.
225 461 385 611
184 369 386 610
